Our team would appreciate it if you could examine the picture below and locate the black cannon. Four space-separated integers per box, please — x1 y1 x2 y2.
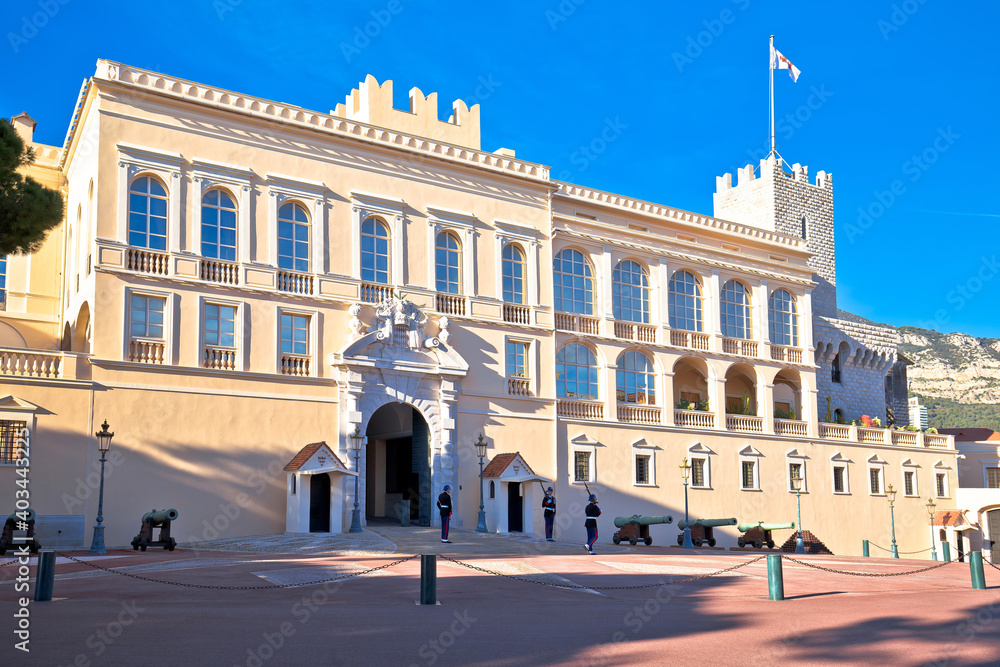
737 522 795 549
0 509 40 555
676 518 737 547
131 508 178 551
612 515 673 546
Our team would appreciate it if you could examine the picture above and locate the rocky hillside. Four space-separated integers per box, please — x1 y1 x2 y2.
899 327 1000 404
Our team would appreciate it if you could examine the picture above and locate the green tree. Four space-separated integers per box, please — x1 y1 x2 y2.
0 119 63 255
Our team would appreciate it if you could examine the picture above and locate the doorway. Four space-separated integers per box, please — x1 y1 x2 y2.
309 472 330 532
365 404 432 527
508 482 523 532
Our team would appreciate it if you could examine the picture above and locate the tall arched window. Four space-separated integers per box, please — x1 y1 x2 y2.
616 351 655 404
277 202 309 271
435 231 461 294
769 289 799 346
553 248 594 315
720 280 751 339
613 260 650 323
361 217 390 284
668 270 703 332
502 243 526 304
556 343 599 399
128 176 167 250
202 189 237 261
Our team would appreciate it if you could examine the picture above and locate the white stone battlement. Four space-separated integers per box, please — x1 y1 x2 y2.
715 156 832 193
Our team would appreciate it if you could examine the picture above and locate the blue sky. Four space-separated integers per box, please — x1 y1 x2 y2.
3 1 997 337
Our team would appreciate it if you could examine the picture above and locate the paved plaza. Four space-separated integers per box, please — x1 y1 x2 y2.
3 527 999 666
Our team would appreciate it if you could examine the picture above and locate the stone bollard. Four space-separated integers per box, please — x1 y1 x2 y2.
420 554 437 605
33 550 56 602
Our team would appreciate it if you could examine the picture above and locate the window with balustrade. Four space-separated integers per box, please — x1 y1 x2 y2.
556 343 599 399
203 302 238 370
278 202 309 272
435 231 462 294
361 217 391 284
130 294 165 340
128 176 168 250
505 339 531 396
279 312 311 376
613 260 649 323
720 280 751 339
768 289 799 346
202 189 237 261
0 420 28 465
502 243 526 304
616 351 655 405
668 270 703 332
553 248 594 315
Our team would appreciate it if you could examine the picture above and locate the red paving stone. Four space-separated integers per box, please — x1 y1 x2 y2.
3 541 999 666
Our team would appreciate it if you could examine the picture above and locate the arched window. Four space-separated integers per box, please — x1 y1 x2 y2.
553 249 594 315
720 280 751 339
128 176 167 250
616 351 655 405
768 289 798 346
613 260 649 323
435 231 461 294
202 189 237 261
833 408 845 424
277 202 309 271
489 480 495 499
556 343 599 399
361 217 390 284
668 270 703 332
502 243 526 304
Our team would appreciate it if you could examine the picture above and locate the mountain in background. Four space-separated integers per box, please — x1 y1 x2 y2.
898 326 1000 430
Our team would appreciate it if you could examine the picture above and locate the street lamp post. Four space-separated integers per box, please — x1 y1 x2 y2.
680 457 693 549
88 420 114 555
791 471 805 554
348 425 365 533
927 497 937 561
475 434 488 533
887 483 899 558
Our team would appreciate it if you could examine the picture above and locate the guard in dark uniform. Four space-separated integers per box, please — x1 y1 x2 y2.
542 487 556 541
584 494 601 554
437 485 453 543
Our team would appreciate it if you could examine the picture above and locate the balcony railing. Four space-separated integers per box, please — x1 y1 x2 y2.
614 321 657 343
774 418 808 437
127 339 165 364
280 354 311 377
554 313 600 335
726 414 763 433
506 376 532 396
360 282 393 304
858 426 885 444
126 248 169 275
203 346 237 370
722 338 758 357
674 409 714 429
557 399 604 420
502 303 530 325
924 433 950 448
670 330 710 351
436 293 466 316
770 345 803 364
818 423 851 440
890 430 918 446
617 404 661 424
201 259 239 285
276 270 314 295
0 349 62 378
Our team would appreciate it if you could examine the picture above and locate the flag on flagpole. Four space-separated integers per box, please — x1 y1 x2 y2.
770 44 801 82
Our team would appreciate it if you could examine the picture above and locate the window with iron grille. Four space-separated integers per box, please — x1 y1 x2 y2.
741 460 756 490
833 465 846 493
870 467 882 495
988 467 1000 489
635 454 650 485
0 420 27 464
691 458 706 487
574 451 591 482
904 470 915 496
936 473 947 497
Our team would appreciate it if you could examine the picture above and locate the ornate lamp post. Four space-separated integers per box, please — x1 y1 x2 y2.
475 434 488 533
927 497 937 561
88 420 114 555
791 471 805 554
680 457 693 549
887 483 899 558
348 425 365 534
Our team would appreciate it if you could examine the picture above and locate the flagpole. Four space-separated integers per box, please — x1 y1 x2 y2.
769 34 775 159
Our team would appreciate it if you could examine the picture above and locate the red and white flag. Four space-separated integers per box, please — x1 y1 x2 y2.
770 44 801 82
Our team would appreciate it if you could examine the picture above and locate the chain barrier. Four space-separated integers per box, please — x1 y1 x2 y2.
783 555 951 577
868 542 933 555
1 559 20 567
438 554 767 590
54 552 417 590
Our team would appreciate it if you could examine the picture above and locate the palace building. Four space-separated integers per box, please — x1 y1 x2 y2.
0 61 966 557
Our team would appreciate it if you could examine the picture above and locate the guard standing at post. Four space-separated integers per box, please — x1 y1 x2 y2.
542 487 556 541
437 485 453 543
584 494 601 554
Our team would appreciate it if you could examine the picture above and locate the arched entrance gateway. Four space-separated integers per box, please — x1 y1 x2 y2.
333 298 469 531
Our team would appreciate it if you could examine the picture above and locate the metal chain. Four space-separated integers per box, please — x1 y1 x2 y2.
438 554 767 590
986 558 1000 572
783 555 951 577
1 559 20 567
868 542 933 555
54 552 416 590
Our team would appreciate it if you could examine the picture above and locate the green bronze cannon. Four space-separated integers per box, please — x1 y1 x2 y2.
737 521 795 549
0 509 39 555
676 518 737 547
612 515 673 546
131 508 179 551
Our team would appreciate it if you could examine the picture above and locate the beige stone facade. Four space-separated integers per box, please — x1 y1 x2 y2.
0 61 959 556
